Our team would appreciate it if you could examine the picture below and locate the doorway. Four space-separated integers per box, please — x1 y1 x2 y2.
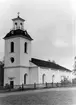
10 81 14 88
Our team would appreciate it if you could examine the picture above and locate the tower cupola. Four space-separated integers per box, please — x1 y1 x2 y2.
4 13 33 41
12 12 25 30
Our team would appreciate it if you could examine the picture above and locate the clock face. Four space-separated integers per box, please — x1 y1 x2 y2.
10 57 14 63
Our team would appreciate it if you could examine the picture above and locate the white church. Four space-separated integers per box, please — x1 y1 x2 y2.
3 14 72 86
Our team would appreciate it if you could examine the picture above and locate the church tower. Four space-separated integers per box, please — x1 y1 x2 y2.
4 13 33 86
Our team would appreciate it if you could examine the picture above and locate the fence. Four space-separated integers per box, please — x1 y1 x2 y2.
13 82 76 90
1 82 76 92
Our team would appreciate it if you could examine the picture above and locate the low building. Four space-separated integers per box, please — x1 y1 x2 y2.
30 58 72 84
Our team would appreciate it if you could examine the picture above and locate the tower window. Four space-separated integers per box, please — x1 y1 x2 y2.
11 42 14 53
15 23 17 29
24 42 27 53
20 23 22 29
10 57 14 63
20 23 22 25
15 22 17 25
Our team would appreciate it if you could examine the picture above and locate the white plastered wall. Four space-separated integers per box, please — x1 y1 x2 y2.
29 67 38 84
20 37 31 66
4 37 20 67
20 67 38 84
38 67 72 83
20 67 30 84
4 68 20 86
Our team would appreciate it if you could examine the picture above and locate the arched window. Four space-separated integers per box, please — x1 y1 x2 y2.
42 74 45 84
24 42 27 53
11 42 14 53
15 22 17 29
20 23 22 29
24 73 28 84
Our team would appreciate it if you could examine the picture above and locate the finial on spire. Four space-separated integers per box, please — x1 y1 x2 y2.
17 12 20 17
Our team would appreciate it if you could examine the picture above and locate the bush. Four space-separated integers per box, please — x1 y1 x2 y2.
72 78 76 84
5 83 10 89
17 86 22 91
61 77 71 85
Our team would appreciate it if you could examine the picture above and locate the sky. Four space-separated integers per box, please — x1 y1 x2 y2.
0 0 76 70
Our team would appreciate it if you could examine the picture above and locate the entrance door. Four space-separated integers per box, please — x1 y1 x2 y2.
10 81 14 88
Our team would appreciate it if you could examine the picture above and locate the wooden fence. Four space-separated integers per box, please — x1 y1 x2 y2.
1 82 76 92
13 82 75 90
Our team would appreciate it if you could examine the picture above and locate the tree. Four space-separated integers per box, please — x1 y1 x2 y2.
73 56 76 75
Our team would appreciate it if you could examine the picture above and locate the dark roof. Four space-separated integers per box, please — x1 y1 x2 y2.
31 58 71 72
12 16 25 21
3 29 33 41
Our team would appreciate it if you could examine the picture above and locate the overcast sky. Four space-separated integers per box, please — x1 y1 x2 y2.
0 0 76 70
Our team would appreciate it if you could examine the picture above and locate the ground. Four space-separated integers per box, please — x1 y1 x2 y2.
0 88 76 105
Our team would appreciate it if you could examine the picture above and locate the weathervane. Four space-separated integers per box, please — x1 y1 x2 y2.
17 12 20 17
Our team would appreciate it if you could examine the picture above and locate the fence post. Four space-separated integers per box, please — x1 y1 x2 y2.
56 82 58 87
52 82 53 87
46 82 47 88
22 83 24 91
34 83 36 89
9 84 11 91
